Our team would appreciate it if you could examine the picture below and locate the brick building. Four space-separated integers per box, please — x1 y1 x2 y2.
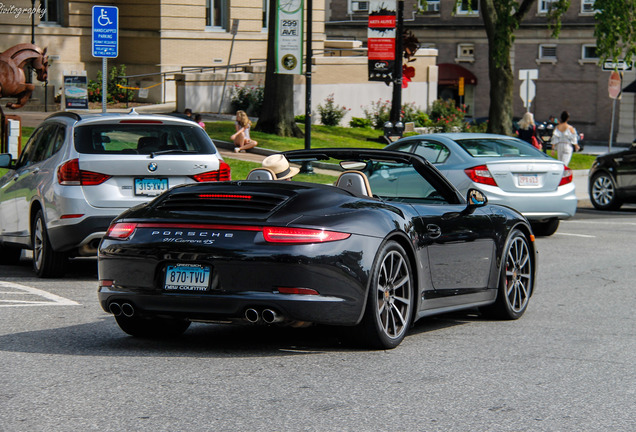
326 0 636 143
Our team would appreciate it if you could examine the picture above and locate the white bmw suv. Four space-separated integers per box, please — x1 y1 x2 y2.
0 110 230 277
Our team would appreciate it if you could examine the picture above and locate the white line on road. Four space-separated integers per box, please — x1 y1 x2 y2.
555 232 596 238
0 281 80 307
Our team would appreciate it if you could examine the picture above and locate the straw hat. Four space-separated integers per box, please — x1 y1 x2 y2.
261 154 299 180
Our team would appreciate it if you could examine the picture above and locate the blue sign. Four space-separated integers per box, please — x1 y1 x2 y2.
92 6 118 58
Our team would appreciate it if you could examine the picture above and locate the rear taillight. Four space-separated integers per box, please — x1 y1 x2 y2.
105 223 138 240
464 165 497 186
559 166 573 186
191 161 231 182
57 159 111 186
263 227 351 244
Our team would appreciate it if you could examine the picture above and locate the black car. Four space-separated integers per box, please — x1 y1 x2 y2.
589 141 636 210
98 149 537 349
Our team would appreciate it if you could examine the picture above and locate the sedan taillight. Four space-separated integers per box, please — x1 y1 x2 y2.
263 227 350 244
464 165 497 186
57 159 111 186
191 161 231 182
559 166 573 186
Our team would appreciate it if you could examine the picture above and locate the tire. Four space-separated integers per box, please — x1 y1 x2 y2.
530 218 559 237
115 314 191 338
482 229 533 320
590 172 622 210
358 241 414 350
31 210 68 278
0 246 22 265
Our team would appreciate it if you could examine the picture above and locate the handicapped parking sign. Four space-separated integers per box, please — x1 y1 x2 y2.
92 6 118 58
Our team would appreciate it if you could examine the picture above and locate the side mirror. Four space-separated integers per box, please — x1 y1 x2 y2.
463 188 487 214
0 153 12 168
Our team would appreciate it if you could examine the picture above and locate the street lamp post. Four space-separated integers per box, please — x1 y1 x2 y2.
301 0 314 174
389 0 404 125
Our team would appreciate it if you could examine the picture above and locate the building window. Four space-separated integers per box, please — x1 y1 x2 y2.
40 0 61 24
581 0 596 13
422 0 440 13
349 1 370 13
456 0 479 15
263 0 269 29
538 0 558 14
456 43 475 62
537 44 557 63
206 0 228 30
581 44 598 60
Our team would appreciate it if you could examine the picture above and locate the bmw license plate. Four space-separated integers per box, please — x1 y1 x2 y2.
164 264 211 292
518 174 538 186
135 178 168 196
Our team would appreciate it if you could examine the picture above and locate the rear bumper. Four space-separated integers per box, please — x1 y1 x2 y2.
48 216 116 252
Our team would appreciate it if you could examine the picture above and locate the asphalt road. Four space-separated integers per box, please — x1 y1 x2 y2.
0 206 635 431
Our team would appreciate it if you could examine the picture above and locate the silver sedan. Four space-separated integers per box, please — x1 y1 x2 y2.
386 133 577 236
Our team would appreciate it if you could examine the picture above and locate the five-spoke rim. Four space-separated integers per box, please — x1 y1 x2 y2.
505 237 531 313
376 250 412 339
592 175 615 206
33 217 44 270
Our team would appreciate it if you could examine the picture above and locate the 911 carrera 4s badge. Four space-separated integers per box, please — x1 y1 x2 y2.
164 264 211 292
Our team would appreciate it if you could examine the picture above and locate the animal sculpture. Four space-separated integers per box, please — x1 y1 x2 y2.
0 43 48 109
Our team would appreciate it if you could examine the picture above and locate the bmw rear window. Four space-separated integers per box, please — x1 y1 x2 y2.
456 138 546 158
74 124 218 155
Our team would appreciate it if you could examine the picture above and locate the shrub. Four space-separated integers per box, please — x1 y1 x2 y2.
317 94 350 126
428 99 468 132
87 64 133 103
349 117 372 128
230 85 264 117
362 99 392 129
294 114 306 123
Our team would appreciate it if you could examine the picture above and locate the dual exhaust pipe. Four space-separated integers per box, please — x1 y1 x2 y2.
245 308 284 324
109 302 135 318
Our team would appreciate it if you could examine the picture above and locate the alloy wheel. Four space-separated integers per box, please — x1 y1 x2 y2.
504 236 531 313
592 175 615 207
375 250 412 340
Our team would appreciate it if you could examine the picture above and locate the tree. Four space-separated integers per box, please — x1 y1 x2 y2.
593 0 636 65
253 0 304 137
417 0 569 135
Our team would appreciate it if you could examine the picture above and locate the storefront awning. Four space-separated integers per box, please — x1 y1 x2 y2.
438 63 478 86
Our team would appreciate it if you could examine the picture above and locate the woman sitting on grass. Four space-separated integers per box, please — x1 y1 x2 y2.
231 110 258 153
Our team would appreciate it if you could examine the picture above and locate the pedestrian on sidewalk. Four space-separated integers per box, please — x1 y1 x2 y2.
517 112 541 150
231 110 258 153
551 111 579 165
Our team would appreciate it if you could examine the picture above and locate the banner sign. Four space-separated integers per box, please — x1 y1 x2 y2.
63 72 89 110
368 0 396 82
275 0 304 75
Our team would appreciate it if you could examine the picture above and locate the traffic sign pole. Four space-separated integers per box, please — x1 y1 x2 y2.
92 6 119 113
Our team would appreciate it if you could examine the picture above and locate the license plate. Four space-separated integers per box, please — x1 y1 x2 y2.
135 178 168 196
164 264 211 292
518 174 539 186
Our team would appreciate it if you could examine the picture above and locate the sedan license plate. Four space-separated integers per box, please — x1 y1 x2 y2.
135 178 168 196
518 174 539 186
164 264 211 292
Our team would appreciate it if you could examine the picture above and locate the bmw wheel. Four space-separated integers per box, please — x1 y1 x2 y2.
359 241 414 349
32 210 67 278
483 229 533 320
115 315 191 338
590 172 622 210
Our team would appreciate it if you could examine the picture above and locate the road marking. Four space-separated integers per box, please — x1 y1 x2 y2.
0 281 79 307
555 232 596 238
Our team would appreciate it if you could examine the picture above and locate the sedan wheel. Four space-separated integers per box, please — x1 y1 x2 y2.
358 241 413 349
482 229 533 320
590 173 622 210
32 210 67 278
530 218 559 237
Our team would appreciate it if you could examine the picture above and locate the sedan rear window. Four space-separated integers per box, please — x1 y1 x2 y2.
74 124 217 155
456 138 546 158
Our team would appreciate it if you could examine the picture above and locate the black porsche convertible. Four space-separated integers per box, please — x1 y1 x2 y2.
98 149 537 349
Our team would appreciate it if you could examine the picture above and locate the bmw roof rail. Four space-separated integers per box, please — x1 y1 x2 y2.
46 112 82 122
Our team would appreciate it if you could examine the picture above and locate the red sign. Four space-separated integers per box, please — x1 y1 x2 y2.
609 71 622 99
368 38 395 60
369 15 396 28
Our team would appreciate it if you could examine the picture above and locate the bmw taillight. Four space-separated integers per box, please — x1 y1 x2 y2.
105 223 138 240
191 161 231 182
559 166 573 186
263 227 351 244
57 159 111 186
464 165 497 186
